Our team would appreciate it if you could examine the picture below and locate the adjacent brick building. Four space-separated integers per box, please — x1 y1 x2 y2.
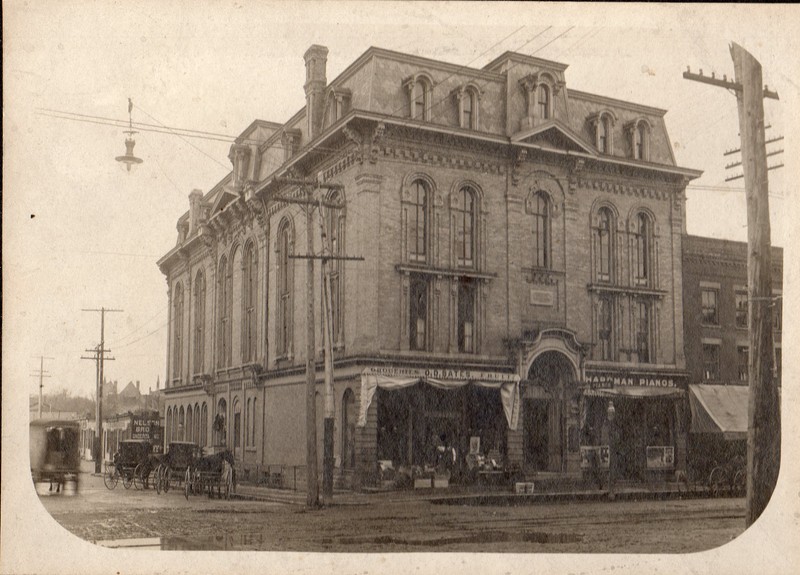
157 45 702 488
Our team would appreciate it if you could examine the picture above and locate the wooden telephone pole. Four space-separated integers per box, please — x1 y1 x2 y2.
30 356 53 419
684 42 780 526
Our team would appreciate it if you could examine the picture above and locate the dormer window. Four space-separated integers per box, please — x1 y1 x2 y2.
404 73 433 122
590 111 617 154
538 84 550 120
324 87 352 128
281 129 302 163
454 84 481 130
626 118 651 161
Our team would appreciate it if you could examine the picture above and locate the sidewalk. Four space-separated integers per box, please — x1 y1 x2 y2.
231 480 713 506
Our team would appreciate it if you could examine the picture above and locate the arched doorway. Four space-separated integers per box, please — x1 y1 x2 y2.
523 351 579 472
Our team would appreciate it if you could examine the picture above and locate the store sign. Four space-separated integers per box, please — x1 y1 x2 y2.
646 446 675 469
584 371 683 389
363 366 518 383
131 415 161 442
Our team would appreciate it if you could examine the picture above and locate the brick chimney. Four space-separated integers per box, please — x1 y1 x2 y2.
188 189 204 236
304 45 329 140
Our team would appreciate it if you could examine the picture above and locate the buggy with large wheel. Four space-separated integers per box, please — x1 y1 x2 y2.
103 440 154 490
154 441 201 496
185 449 237 500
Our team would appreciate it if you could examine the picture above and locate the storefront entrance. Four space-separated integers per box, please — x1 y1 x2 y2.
522 351 579 473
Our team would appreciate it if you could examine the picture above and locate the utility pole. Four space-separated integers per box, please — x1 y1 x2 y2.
274 177 361 506
82 307 122 473
30 356 53 419
684 43 780 526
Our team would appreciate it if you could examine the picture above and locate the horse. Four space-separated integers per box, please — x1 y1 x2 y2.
193 449 236 499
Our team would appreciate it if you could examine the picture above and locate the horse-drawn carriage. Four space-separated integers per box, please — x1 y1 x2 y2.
30 419 81 495
154 441 201 495
104 439 157 490
185 449 236 500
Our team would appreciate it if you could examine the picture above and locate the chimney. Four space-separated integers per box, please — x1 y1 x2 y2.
304 45 329 139
136 380 141 392
188 189 203 235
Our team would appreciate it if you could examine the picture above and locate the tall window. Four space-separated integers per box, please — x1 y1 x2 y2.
595 208 613 282
243 243 258 362
737 346 749 382
598 296 613 361
538 84 550 119
216 398 227 446
412 79 429 121
217 257 230 367
277 221 293 356
634 300 650 363
598 118 608 153
200 403 208 447
735 290 748 328
531 191 550 269
409 274 428 351
326 191 344 344
409 180 428 262
458 278 476 354
462 91 473 128
173 283 184 380
246 398 252 446
166 407 172 443
701 289 719 325
178 406 185 441
454 186 475 267
193 271 205 375
633 213 650 286
703 344 720 381
635 123 646 160
186 405 193 443
194 404 200 445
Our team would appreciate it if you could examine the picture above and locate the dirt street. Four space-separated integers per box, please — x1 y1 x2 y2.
38 470 746 553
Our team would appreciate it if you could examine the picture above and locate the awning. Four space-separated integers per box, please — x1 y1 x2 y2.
358 367 520 430
584 387 685 399
688 384 749 440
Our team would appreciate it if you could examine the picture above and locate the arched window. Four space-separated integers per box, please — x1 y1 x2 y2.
232 398 242 454
243 242 258 363
454 186 475 267
166 407 173 444
193 271 205 375
538 84 550 119
462 91 473 128
326 190 344 345
217 257 229 368
200 403 208 448
245 398 251 446
171 407 177 442
635 123 646 159
633 213 651 286
194 404 200 446
595 208 614 283
531 191 550 269
409 180 428 262
186 404 193 443
172 283 184 381
598 117 609 153
341 389 356 469
250 397 257 448
216 398 227 446
413 78 429 121
178 406 185 441
457 86 480 130
276 220 293 357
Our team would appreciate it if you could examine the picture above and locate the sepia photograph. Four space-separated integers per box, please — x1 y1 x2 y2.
2 2 798 574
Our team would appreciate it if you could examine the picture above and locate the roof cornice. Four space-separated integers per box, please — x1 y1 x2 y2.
568 89 667 117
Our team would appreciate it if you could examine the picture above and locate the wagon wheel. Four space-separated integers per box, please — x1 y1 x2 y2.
133 463 147 490
122 470 134 489
103 463 119 490
708 466 726 498
155 464 165 494
163 466 171 493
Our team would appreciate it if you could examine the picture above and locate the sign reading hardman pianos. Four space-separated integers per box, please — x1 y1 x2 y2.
583 371 687 389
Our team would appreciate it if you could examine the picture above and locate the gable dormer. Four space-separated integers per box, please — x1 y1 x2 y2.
518 71 565 131
588 110 617 155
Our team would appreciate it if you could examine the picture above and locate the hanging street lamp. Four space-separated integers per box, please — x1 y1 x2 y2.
115 98 143 173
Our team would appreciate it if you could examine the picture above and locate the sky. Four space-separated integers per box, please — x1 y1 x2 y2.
4 1 798 402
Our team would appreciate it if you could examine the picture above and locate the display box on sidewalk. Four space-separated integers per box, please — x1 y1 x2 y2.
515 482 535 494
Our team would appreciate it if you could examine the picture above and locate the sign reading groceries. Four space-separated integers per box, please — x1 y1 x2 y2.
584 371 682 389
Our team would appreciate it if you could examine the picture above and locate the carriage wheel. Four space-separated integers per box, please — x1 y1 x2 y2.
155 464 164 494
708 466 726 498
122 471 134 490
103 464 119 490
133 463 146 490
163 467 171 493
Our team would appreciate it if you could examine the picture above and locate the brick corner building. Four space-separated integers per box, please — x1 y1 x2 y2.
157 45 702 489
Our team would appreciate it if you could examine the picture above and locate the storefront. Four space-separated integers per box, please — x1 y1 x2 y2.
580 370 687 481
357 366 520 484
